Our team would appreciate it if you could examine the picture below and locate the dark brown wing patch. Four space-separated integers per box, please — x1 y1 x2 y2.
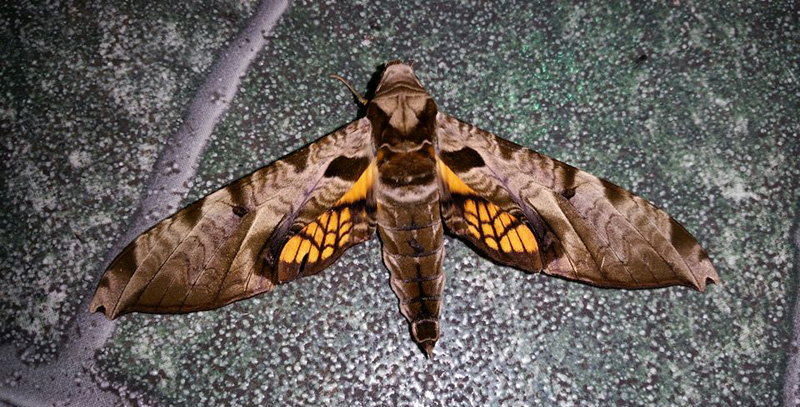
438 160 543 272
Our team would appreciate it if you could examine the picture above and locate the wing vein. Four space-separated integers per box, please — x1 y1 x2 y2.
583 182 697 287
211 210 263 306
174 210 249 311
112 203 216 316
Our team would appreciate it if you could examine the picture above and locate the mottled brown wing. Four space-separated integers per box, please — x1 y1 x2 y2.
91 118 376 319
436 113 719 291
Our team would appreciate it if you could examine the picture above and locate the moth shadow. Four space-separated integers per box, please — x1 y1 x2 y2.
356 62 390 118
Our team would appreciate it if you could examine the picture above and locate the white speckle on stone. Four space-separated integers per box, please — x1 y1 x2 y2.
68 150 91 169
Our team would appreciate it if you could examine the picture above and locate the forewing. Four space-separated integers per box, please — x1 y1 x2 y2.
91 118 375 318
436 113 719 291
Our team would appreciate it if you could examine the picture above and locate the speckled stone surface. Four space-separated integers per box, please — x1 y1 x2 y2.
2 1 799 406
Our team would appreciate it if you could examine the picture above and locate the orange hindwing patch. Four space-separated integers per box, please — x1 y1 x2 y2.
276 163 375 281
438 160 541 271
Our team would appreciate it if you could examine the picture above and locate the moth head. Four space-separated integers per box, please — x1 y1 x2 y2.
375 60 425 94
369 61 437 137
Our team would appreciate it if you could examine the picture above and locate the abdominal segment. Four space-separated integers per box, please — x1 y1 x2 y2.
377 198 445 357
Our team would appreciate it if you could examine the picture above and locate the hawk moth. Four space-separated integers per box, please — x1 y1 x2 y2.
91 61 719 358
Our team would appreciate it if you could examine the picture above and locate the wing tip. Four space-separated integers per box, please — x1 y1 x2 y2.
692 265 721 293
89 295 118 320
699 275 721 292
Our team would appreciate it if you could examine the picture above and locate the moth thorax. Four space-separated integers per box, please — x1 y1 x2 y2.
373 94 428 134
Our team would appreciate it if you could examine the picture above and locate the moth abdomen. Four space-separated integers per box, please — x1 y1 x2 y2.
382 247 445 357
376 179 446 357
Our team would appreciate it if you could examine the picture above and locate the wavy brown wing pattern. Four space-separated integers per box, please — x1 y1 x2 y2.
436 113 719 291
90 118 374 319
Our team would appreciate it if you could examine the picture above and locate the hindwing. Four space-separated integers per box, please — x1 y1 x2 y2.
438 160 543 272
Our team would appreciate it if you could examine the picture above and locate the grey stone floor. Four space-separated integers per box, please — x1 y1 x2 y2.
1 0 799 406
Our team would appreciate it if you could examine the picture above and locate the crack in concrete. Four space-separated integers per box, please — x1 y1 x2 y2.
0 0 288 404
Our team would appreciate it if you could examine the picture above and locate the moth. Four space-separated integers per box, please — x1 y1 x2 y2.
91 61 719 357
